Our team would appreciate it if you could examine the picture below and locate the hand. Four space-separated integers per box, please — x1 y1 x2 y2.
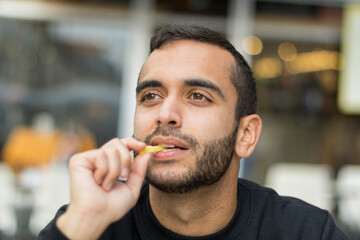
56 138 151 240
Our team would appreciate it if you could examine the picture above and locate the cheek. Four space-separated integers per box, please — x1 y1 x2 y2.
133 109 153 140
184 108 235 140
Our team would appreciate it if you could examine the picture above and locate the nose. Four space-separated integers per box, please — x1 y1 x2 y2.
157 97 182 128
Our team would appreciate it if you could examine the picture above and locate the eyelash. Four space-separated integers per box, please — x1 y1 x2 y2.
139 90 212 104
188 91 212 102
140 92 160 103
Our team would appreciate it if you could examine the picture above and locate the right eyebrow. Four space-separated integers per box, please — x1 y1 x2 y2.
136 80 163 96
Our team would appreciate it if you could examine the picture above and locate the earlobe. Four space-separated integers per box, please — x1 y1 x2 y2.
235 114 262 158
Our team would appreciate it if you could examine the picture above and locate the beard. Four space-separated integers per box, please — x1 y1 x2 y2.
142 125 238 194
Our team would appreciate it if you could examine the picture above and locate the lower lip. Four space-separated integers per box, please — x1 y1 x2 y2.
154 149 188 159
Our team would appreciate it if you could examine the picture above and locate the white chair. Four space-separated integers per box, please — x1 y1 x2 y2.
29 163 70 236
0 163 18 237
265 163 335 211
336 165 360 231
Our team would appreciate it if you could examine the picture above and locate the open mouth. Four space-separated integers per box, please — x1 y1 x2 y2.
139 144 188 155
142 136 191 158
158 144 188 152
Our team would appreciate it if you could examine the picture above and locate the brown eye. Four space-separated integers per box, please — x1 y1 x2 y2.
191 93 207 101
141 92 160 102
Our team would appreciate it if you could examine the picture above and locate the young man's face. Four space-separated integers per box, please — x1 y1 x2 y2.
134 40 239 193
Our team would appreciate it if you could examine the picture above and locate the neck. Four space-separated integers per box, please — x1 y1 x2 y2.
149 159 239 237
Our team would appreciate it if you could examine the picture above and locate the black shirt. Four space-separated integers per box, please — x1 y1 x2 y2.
39 179 349 239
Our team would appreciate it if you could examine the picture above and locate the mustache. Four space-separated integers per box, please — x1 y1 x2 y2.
143 126 199 149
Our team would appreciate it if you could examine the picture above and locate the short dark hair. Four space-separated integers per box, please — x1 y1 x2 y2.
150 24 257 122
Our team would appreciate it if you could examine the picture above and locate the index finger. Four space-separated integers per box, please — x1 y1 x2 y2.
102 137 146 152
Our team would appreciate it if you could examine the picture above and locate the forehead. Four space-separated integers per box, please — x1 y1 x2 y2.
139 40 235 88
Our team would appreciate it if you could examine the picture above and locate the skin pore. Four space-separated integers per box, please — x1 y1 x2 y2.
133 40 252 236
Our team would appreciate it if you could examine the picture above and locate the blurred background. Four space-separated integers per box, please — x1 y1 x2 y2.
0 0 359 239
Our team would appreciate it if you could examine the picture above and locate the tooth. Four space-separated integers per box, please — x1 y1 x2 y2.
159 144 175 148
161 149 173 152
161 148 181 152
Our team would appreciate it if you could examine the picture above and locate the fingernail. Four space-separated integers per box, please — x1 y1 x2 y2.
105 182 113 191
96 177 103 185
121 168 129 178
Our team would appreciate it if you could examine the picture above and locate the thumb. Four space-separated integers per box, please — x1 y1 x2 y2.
125 153 151 197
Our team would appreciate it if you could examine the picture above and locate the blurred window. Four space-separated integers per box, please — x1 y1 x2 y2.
0 18 128 154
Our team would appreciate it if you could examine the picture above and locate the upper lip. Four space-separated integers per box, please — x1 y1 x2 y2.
150 136 189 149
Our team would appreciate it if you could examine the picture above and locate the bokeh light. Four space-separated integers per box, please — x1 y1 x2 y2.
19 51 37 70
254 57 282 79
39 44 58 65
242 35 263 55
278 42 297 62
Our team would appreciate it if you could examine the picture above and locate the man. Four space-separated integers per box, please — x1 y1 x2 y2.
39 24 348 239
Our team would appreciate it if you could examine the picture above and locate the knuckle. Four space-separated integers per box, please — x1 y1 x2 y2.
109 137 122 145
68 152 83 167
101 138 120 148
110 137 121 144
120 137 134 145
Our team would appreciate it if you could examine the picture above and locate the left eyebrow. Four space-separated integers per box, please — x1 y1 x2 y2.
183 79 225 100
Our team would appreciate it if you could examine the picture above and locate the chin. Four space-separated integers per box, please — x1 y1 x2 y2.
146 165 224 194
146 166 196 194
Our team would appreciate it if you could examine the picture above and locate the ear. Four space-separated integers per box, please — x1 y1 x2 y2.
235 114 262 158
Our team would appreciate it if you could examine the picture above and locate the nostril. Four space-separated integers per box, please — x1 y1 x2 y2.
157 120 177 125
